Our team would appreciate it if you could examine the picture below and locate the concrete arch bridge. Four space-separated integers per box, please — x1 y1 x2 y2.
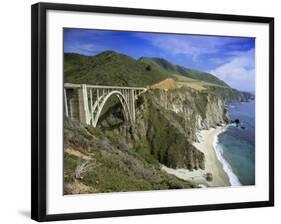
64 83 147 127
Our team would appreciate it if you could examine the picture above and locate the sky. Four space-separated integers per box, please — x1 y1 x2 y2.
64 28 255 92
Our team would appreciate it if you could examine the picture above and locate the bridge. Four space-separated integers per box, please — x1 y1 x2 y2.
64 83 147 127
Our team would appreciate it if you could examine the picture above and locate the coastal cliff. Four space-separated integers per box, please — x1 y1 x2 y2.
97 85 229 171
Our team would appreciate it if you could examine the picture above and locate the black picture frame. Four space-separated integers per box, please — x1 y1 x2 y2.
31 2 274 222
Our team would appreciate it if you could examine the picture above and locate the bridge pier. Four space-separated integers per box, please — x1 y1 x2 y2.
77 84 91 124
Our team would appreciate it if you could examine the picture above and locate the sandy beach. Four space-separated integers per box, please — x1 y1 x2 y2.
162 126 231 187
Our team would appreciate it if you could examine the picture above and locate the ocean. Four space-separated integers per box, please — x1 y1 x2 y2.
215 101 255 186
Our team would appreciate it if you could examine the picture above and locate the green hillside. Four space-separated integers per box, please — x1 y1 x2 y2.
64 51 253 103
64 51 230 89
64 51 171 87
139 57 229 87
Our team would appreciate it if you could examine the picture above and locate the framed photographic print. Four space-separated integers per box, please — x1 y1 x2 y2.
31 2 274 222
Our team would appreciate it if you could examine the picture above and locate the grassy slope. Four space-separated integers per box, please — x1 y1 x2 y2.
63 118 194 194
139 57 253 102
138 57 230 87
172 74 226 91
64 51 171 87
64 51 234 93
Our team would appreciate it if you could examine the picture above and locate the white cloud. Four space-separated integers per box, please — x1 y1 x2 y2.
65 42 105 55
135 34 222 60
210 49 255 92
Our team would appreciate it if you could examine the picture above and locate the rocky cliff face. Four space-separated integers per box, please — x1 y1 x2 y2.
207 86 254 103
146 88 228 140
132 88 228 141
101 87 228 171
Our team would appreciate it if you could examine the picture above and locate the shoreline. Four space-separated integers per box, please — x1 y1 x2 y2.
212 125 242 186
162 126 231 187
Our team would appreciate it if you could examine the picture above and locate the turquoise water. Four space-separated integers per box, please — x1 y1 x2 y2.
217 101 255 186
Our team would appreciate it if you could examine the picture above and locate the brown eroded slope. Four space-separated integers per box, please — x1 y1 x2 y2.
149 78 177 89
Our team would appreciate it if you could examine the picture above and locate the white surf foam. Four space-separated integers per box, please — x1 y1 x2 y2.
213 125 241 186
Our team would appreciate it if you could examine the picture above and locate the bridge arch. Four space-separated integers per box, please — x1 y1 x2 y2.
92 90 132 127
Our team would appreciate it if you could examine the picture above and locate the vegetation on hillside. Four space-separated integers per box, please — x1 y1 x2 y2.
63 117 195 194
64 51 253 102
64 51 171 87
139 57 229 87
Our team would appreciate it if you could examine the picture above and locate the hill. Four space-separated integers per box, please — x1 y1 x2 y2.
64 51 253 102
138 57 229 87
64 51 171 87
64 51 232 92
138 57 254 102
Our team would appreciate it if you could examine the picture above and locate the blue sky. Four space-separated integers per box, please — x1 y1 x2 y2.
64 28 255 92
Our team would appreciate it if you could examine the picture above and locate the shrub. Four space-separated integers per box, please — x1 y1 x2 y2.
74 160 96 179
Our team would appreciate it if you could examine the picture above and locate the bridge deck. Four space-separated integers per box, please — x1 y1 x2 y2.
64 83 147 91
